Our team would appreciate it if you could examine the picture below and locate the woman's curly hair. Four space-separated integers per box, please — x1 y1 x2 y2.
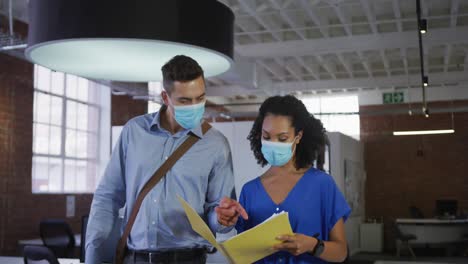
247 95 326 169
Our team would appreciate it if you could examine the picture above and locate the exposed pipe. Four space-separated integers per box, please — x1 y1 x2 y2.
416 0 428 116
8 0 13 45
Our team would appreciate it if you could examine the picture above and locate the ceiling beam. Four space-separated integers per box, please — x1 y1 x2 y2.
361 0 378 34
237 0 282 41
294 56 320 80
267 71 468 93
236 27 468 58
274 58 301 81
392 0 403 32
451 0 459 27
268 0 306 40
316 55 337 79
357 51 373 77
330 3 352 36
380 50 391 76
256 59 285 82
444 44 452 73
207 71 468 96
298 0 329 38
336 54 354 78
400 48 409 75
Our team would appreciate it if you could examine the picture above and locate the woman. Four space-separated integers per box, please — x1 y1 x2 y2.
236 95 351 263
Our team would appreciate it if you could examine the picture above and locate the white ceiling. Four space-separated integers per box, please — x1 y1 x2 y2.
208 0 468 103
2 0 468 111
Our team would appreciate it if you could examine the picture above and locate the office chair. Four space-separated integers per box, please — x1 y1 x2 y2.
23 245 60 264
409 206 424 219
39 219 76 258
394 222 417 258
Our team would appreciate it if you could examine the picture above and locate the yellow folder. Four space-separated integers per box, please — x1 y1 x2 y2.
177 195 294 264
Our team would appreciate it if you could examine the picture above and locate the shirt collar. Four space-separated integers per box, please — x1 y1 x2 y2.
150 110 204 139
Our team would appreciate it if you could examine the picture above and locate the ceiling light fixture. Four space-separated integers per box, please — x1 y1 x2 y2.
419 19 427 34
25 0 234 82
423 76 429 87
393 108 455 136
416 0 428 115
393 129 454 136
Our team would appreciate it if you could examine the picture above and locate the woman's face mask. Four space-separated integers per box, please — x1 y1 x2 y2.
261 136 298 167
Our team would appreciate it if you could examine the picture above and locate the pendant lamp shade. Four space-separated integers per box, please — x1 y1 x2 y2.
26 0 234 82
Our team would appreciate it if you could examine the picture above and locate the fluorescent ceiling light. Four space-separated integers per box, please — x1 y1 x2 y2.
393 129 454 136
27 39 232 82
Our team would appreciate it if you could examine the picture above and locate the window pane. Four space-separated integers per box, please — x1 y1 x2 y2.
35 92 50 123
320 96 359 113
65 129 77 157
76 131 88 158
36 66 50 92
88 106 99 132
32 156 49 192
76 160 87 192
87 81 100 104
34 123 49 154
64 159 77 192
66 75 78 99
77 103 88 130
87 132 97 159
51 71 64 95
66 101 77 129
49 158 63 192
49 126 62 155
50 96 63 126
77 77 89 101
302 97 321 114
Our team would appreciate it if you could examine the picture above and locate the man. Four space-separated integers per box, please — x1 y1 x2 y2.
86 55 247 264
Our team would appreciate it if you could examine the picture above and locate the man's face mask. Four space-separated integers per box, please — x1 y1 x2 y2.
170 100 206 130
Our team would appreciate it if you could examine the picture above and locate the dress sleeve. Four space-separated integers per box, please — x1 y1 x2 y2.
235 186 248 233
324 175 352 233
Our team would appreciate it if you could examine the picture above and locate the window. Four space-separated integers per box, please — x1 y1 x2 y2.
302 95 360 139
148 81 162 113
32 65 109 193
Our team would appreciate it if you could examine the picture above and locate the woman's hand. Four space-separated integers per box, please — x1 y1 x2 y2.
273 233 318 256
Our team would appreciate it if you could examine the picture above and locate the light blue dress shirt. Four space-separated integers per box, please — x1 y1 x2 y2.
85 111 234 264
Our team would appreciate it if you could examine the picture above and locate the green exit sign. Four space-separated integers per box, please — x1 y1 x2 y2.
383 92 404 104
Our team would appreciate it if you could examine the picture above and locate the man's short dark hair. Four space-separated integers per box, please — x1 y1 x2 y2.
161 55 205 93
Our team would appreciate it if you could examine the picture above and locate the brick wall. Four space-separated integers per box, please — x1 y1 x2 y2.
0 53 94 255
111 95 147 126
361 101 468 251
0 52 148 255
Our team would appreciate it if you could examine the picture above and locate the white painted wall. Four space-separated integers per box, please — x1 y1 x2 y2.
211 121 268 197
328 132 365 256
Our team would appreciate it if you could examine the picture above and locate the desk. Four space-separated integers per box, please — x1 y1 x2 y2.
18 234 81 247
396 218 468 244
0 256 80 264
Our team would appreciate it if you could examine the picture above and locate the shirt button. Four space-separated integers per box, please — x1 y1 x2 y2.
276 208 279 211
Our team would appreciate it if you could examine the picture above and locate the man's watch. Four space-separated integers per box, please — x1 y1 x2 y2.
310 234 325 257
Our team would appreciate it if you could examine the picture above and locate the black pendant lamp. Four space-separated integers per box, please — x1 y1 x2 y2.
26 0 234 82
